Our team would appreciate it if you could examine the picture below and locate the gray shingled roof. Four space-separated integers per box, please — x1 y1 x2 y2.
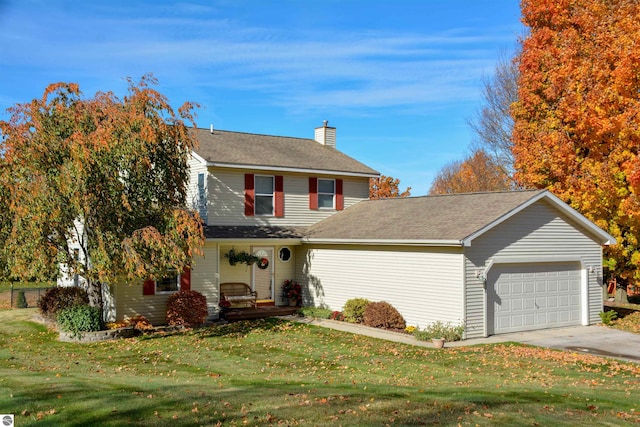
303 190 546 242
190 127 379 176
204 225 304 240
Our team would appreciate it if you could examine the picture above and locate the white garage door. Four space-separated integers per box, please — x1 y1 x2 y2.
488 263 582 335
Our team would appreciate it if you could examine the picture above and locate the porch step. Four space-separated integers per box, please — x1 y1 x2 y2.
256 299 275 307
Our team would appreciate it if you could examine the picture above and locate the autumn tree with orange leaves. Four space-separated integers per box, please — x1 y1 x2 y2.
369 175 411 199
513 0 640 283
429 149 511 195
0 75 204 309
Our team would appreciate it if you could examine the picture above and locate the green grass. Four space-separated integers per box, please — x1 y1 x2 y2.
0 309 638 426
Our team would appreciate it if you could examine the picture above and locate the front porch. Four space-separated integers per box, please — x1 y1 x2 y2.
222 305 299 321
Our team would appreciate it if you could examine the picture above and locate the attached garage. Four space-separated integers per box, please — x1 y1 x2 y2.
487 262 582 335
298 190 615 340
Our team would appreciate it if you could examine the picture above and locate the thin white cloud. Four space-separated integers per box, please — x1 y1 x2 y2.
0 1 520 116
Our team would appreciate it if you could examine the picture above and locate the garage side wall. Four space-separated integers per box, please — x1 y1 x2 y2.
463 199 604 338
296 244 465 328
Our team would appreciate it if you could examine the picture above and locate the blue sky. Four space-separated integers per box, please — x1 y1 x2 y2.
0 1 523 195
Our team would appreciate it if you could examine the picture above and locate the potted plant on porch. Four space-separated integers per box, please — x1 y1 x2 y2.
282 280 302 307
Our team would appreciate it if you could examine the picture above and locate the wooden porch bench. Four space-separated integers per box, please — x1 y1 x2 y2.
220 282 257 309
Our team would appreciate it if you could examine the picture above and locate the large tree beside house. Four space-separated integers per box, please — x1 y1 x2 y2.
0 74 204 308
513 0 640 285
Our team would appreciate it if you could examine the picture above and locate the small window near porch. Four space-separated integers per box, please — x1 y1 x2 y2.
156 272 179 294
279 247 291 262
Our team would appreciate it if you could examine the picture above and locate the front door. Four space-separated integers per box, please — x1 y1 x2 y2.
252 247 274 300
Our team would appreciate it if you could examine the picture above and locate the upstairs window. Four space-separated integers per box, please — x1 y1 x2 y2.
255 175 274 216
197 173 207 223
246 174 284 217
318 179 335 208
309 177 343 211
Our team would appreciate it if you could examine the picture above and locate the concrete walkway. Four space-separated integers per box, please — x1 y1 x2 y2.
287 317 640 364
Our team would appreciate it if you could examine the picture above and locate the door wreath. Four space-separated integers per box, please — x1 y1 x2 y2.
257 257 269 269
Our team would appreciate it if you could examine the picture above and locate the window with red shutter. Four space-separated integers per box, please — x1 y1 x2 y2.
336 179 344 210
275 175 284 217
143 279 155 295
309 177 318 210
244 173 255 216
180 266 191 291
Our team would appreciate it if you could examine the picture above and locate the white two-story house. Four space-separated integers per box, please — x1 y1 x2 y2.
110 121 614 339
112 122 379 323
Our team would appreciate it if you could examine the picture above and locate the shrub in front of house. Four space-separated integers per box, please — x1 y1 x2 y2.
166 290 208 328
363 301 406 331
57 304 103 339
342 298 370 323
38 286 90 322
412 321 465 342
330 310 345 321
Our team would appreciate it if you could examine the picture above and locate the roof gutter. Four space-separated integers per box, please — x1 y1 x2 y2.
301 238 464 247
206 238 303 245
204 161 379 179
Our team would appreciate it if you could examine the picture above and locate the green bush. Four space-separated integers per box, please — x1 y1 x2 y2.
166 290 208 327
363 301 406 331
599 310 618 325
38 286 90 321
413 321 465 342
342 298 370 323
57 304 103 339
298 307 333 319
16 290 28 308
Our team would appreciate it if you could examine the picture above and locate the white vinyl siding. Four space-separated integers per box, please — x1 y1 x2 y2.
207 168 369 226
464 199 604 338
113 244 219 324
296 245 465 329
191 244 219 316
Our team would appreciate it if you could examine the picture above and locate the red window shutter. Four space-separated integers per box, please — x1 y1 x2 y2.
180 266 191 291
309 177 318 210
244 174 255 216
143 279 155 295
275 175 284 217
336 179 344 211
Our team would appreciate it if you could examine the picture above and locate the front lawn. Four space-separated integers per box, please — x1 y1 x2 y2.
0 309 638 426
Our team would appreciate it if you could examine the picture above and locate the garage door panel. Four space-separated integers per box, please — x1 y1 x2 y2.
488 263 581 334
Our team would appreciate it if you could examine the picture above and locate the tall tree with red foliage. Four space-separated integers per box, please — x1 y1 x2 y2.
370 175 411 199
0 74 204 308
513 0 640 282
429 149 511 195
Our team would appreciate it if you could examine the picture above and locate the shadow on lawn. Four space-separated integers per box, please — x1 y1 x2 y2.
7 376 595 426
139 317 289 341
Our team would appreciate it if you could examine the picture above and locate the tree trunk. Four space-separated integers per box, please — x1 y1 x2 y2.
86 278 104 318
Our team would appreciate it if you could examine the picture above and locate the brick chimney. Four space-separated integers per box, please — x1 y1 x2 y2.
314 120 336 148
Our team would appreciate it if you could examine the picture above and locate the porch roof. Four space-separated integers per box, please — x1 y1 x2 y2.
204 225 305 241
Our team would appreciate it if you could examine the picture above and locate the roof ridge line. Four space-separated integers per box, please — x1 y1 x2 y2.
193 127 314 142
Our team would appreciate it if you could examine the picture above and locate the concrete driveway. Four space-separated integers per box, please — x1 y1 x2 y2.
457 325 640 363
292 317 640 363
